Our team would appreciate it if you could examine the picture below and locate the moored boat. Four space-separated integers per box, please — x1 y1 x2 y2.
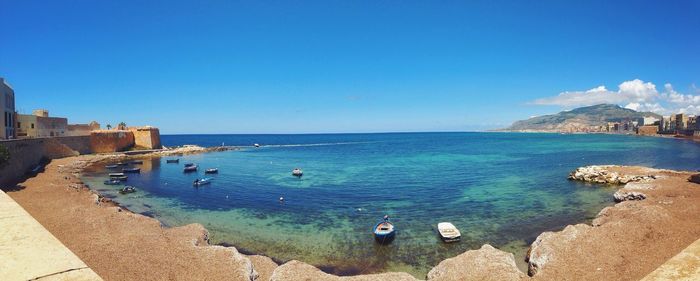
166 159 180 163
105 164 119 169
254 143 260 148
184 163 195 167
116 162 129 166
205 168 219 174
373 215 396 244
292 168 303 178
184 165 198 172
130 160 144 165
193 177 213 187
122 167 141 173
112 175 128 181
104 179 122 185
109 172 125 177
119 186 136 194
437 222 461 243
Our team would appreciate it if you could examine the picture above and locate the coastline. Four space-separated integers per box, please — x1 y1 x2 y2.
4 150 700 280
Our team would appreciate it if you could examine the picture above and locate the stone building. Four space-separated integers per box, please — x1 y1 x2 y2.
16 110 68 138
66 121 100 136
0 78 17 139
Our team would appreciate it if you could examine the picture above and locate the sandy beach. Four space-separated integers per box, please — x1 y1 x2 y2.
5 154 700 281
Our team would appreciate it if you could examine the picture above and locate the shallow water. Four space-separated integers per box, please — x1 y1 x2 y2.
81 132 700 277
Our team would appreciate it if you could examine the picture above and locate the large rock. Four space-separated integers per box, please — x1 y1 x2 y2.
427 244 527 281
613 190 647 202
689 174 700 184
248 255 279 281
527 224 591 276
269 260 417 281
568 166 656 185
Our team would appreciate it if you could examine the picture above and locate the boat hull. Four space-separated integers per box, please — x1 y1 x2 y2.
373 222 396 244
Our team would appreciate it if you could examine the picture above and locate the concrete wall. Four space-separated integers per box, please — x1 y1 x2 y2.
0 136 90 187
89 130 134 153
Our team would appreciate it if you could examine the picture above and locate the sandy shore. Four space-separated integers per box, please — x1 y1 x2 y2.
5 154 700 280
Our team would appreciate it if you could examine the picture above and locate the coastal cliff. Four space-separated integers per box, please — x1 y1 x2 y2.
5 156 700 281
503 104 660 133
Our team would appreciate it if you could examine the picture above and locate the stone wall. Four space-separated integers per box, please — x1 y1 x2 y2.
0 136 91 187
89 130 134 153
131 127 161 149
637 125 658 136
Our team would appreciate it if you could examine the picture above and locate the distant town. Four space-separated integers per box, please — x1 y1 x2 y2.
1 77 155 141
590 114 700 137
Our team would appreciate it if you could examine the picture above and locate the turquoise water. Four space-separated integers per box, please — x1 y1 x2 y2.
81 133 700 277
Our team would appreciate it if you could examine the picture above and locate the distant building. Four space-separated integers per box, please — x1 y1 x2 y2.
66 121 100 136
0 78 16 139
688 116 697 131
674 113 689 131
16 110 68 138
639 116 659 126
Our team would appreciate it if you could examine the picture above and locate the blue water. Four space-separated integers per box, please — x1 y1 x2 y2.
82 133 700 277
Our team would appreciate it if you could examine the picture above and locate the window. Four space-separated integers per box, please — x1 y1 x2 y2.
17 122 21 128
31 123 35 129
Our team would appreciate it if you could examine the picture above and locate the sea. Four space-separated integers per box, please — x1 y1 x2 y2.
80 132 700 277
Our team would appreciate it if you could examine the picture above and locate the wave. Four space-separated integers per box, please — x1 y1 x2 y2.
245 141 378 148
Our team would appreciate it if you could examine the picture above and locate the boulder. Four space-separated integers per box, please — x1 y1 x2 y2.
689 174 700 184
527 224 591 276
248 255 279 281
427 244 527 281
613 191 647 202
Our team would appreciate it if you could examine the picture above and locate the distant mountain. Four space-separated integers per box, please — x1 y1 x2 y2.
504 104 662 132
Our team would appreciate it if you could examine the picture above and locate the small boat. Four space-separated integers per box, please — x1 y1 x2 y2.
184 163 195 167
112 175 128 181
104 179 122 185
109 173 125 177
119 186 137 194
30 165 44 174
437 222 461 243
130 160 144 165
184 165 198 172
373 215 396 244
292 168 303 178
254 143 260 148
205 168 219 174
116 162 129 166
193 177 213 187
166 159 180 163
105 164 119 169
122 167 141 173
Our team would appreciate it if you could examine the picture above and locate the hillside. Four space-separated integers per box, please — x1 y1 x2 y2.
505 104 661 132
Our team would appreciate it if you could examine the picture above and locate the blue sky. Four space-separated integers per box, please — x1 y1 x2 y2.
1 1 699 134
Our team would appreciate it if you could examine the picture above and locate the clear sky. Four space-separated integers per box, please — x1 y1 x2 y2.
1 1 699 134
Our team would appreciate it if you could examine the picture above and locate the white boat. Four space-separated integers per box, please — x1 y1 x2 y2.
254 143 260 148
193 177 213 187
292 168 303 177
437 222 461 242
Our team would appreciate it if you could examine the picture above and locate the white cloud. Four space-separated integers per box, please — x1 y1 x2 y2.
624 102 665 113
532 79 659 107
532 79 700 115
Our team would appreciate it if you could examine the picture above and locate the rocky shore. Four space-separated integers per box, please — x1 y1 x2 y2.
4 156 700 280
